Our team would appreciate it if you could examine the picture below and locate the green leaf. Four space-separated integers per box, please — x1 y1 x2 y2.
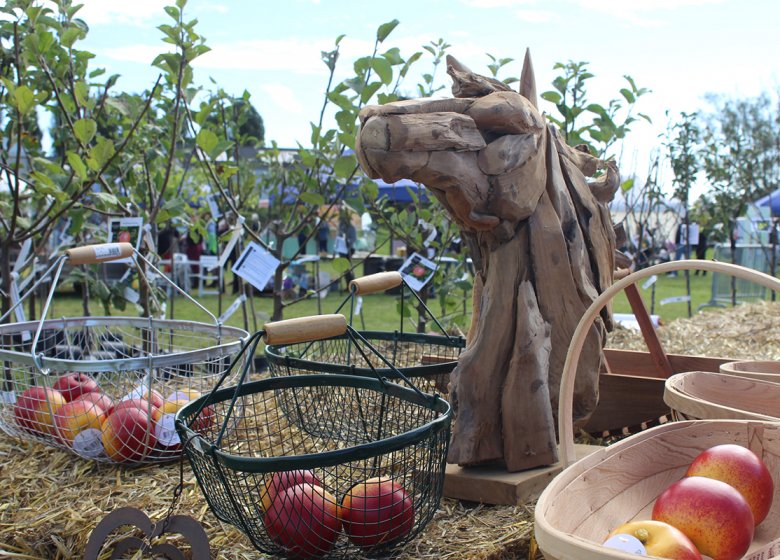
376 19 399 43
541 91 561 104
86 137 115 170
94 191 119 207
74 81 89 107
196 128 218 154
13 86 35 115
300 192 325 206
164 5 179 20
61 27 83 47
334 154 357 179
209 139 233 159
66 151 88 179
619 88 635 104
621 178 635 192
73 118 97 145
331 257 350 273
371 57 393 85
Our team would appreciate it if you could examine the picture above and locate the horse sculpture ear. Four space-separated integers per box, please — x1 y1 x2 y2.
519 48 538 110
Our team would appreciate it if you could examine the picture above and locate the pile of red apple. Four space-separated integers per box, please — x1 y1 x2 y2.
12 373 214 463
260 468 416 559
604 443 774 560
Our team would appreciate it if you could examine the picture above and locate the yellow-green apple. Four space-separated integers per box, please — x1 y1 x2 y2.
52 372 100 402
264 483 341 559
101 406 157 462
652 476 754 560
339 476 415 549
260 469 321 512
54 398 105 443
14 386 68 436
604 520 701 559
686 443 774 526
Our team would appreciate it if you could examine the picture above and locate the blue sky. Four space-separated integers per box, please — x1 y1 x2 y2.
74 0 779 188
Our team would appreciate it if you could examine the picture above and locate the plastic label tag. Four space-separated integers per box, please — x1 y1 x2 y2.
602 534 646 555
73 428 104 458
123 286 140 304
0 390 17 404
167 390 191 403
94 244 122 260
155 413 180 446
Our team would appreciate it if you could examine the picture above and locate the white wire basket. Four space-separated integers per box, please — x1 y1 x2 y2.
0 242 249 465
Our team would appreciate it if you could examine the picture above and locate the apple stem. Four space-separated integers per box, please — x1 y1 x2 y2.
633 528 650 544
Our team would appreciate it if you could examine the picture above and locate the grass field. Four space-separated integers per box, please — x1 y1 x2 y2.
28 257 778 337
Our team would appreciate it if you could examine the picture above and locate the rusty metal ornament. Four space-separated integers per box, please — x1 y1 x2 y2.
84 506 210 560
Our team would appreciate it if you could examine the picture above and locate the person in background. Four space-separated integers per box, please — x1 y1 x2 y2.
298 214 313 255
157 222 180 265
185 227 203 289
694 228 709 276
317 216 330 255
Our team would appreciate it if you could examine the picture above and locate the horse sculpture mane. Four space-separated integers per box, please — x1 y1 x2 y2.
357 50 620 471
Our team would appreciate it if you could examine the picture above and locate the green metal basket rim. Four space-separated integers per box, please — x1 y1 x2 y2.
176 373 452 473
264 330 465 378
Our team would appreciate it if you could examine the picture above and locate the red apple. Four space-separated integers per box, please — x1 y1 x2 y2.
52 372 101 402
261 469 321 512
652 476 754 560
71 392 115 416
339 476 415 549
118 230 132 243
604 520 701 559
104 397 162 423
686 443 774 526
54 399 105 443
264 483 341 559
13 386 68 436
101 406 156 463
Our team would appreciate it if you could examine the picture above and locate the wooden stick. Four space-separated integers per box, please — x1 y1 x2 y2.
349 272 402 295
66 243 134 265
263 314 347 345
623 283 674 378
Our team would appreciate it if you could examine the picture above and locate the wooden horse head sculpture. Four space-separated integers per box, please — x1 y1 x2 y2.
356 50 620 472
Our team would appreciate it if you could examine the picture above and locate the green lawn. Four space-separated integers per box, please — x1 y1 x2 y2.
34 260 777 337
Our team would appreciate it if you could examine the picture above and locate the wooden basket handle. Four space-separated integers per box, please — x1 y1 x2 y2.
559 259 780 467
263 314 348 345
349 271 403 295
66 243 134 265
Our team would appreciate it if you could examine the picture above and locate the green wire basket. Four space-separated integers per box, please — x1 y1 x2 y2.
176 314 452 559
265 272 465 394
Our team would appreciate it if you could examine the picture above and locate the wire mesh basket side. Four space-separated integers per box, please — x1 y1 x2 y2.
266 331 464 396
177 374 451 558
0 318 248 464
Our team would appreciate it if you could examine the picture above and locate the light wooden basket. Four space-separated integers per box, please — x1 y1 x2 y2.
665 370 780 421
534 259 780 560
720 360 780 382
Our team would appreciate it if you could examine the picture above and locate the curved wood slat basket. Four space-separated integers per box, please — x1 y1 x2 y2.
720 360 780 382
665 371 780 421
534 259 780 560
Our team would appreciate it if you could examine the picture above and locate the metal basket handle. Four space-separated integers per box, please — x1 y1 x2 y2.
348 271 402 295
263 314 348 345
65 242 135 265
558 259 780 468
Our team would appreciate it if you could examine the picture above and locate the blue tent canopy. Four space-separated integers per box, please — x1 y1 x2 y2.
755 189 780 216
374 178 429 204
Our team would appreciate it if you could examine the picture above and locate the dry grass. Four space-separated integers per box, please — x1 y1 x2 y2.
1 300 779 559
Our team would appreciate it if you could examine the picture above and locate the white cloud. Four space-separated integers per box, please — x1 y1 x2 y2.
194 38 334 75
76 0 169 26
260 84 305 115
515 9 557 23
97 44 170 64
569 0 726 26
461 0 536 7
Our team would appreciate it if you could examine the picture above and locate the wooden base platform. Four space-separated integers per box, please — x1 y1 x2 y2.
443 443 601 505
